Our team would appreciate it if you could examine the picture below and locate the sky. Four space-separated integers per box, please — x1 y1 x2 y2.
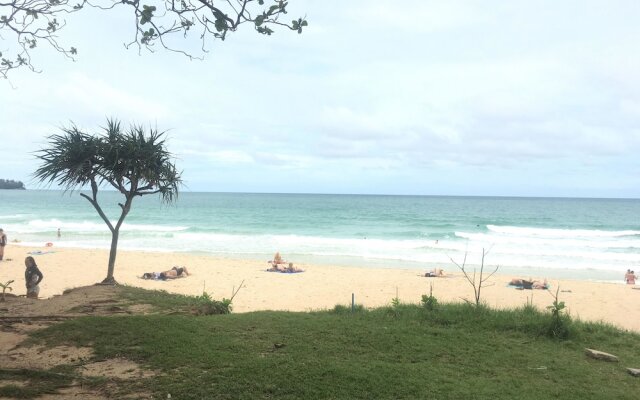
1 0 639 197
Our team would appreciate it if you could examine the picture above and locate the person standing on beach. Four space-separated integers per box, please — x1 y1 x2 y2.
24 256 44 299
625 269 637 285
57 228 61 238
0 228 6 261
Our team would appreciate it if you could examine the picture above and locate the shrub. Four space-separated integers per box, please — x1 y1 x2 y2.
191 292 232 315
0 280 14 302
421 284 438 311
546 288 572 339
332 304 366 314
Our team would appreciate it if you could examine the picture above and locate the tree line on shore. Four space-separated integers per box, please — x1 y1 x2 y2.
0 179 25 190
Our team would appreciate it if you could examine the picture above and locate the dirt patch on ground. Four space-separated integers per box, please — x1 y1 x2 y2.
81 358 155 380
37 386 112 400
0 379 26 388
36 385 153 399
0 286 127 372
3 345 94 369
0 285 160 399
0 285 127 318
0 331 25 353
127 303 155 314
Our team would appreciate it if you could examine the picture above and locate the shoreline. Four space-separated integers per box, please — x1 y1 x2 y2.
8 242 628 285
1 245 639 332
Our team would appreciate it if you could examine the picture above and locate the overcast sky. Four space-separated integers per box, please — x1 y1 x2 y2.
1 0 639 197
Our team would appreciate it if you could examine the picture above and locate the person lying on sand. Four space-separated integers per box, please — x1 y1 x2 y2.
424 268 446 278
510 278 549 290
532 279 549 289
267 252 304 273
141 266 189 280
267 262 304 273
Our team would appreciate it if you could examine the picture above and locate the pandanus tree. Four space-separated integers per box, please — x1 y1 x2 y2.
34 119 181 284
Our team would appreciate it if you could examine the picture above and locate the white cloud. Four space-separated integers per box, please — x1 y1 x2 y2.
54 73 173 121
349 1 489 33
1 0 640 196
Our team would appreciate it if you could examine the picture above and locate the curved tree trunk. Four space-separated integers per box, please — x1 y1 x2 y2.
101 229 120 285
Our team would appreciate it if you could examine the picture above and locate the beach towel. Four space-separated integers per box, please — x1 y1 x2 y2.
266 269 305 274
27 250 55 255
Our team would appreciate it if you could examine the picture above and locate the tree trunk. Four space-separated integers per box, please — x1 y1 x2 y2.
101 229 120 285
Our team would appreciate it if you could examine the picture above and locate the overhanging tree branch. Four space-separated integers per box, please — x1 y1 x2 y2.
1 0 308 78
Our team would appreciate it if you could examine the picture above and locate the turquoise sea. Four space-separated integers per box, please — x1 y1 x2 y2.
0 190 638 282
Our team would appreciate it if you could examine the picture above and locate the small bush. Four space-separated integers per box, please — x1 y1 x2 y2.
421 284 438 311
332 304 366 314
546 288 572 339
388 297 402 318
191 292 232 315
0 280 14 302
548 314 572 340
421 294 438 311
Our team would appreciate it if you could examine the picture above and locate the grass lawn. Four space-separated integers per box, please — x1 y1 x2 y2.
5 287 640 399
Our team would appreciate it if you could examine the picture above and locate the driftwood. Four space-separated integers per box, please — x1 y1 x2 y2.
585 348 619 362
626 368 640 377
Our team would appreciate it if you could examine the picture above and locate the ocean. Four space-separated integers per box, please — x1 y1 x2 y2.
0 190 638 282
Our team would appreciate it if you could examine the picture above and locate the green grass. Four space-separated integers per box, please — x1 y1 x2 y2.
0 368 75 398
23 294 640 400
119 285 232 315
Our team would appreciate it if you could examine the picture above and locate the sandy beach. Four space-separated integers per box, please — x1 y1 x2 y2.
1 245 638 332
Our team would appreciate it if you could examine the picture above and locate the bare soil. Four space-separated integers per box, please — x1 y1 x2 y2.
0 285 157 399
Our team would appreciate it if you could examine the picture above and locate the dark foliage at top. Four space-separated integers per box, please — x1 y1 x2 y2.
0 179 25 190
34 119 181 203
0 0 308 78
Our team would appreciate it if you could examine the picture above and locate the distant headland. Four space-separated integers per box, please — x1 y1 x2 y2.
0 179 26 190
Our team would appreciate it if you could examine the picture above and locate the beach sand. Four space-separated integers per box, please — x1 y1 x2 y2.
1 245 638 332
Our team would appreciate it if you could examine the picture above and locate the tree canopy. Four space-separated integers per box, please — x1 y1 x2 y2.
0 179 25 189
0 0 308 78
34 118 182 283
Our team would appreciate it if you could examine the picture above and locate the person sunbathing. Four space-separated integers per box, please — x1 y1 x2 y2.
269 252 287 265
424 268 446 277
267 261 303 273
510 278 548 289
284 263 303 273
142 266 189 280
532 279 549 289
268 252 289 269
